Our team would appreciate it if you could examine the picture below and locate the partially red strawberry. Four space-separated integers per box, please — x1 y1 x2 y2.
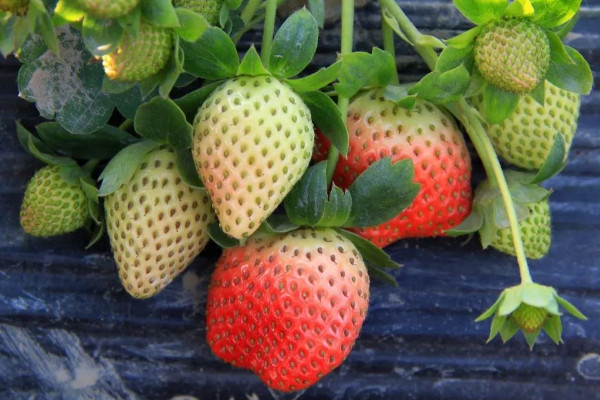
206 228 370 391
315 89 472 247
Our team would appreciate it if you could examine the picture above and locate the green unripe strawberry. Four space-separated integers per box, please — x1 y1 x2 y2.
510 303 548 333
477 82 581 170
474 18 550 93
0 0 29 15
72 0 140 19
20 166 88 237
102 21 172 82
193 75 314 240
173 0 223 25
490 199 551 259
105 147 215 298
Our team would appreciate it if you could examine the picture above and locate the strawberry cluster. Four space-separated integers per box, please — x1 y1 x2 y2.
2 0 593 393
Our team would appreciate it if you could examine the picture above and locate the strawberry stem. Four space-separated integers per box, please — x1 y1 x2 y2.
326 0 354 183
241 0 263 25
380 7 399 85
261 0 277 67
380 0 534 285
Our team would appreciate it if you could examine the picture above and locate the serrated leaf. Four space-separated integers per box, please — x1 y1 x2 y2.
18 27 115 134
531 134 567 184
555 295 587 320
174 8 209 42
141 0 179 27
383 84 417 109
318 185 352 227
176 147 203 188
181 27 238 80
546 46 593 94
410 64 470 104
530 0 581 28
464 70 487 98
482 85 520 124
300 90 348 156
81 15 122 56
344 158 420 228
134 97 193 149
17 122 77 167
174 80 222 122
453 0 508 25
259 215 299 234
336 48 397 99
487 314 507 342
543 315 563 344
237 46 270 76
268 8 318 78
208 222 241 248
446 26 482 49
285 61 341 92
336 229 401 270
436 45 474 73
499 318 520 342
446 208 484 236
284 161 329 226
36 122 137 160
307 0 325 28
98 140 159 196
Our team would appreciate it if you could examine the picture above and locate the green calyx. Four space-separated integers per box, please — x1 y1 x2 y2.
20 165 88 237
0 0 28 15
474 18 550 93
72 0 140 19
476 282 587 348
173 0 223 25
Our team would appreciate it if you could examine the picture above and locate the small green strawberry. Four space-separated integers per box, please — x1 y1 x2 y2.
510 303 548 333
0 0 29 15
474 18 550 93
193 75 314 240
20 165 88 237
490 198 551 259
206 228 370 391
72 0 140 19
173 0 223 25
475 82 581 170
102 21 172 82
104 147 215 298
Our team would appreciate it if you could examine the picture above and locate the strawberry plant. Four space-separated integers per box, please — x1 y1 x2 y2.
1 0 595 394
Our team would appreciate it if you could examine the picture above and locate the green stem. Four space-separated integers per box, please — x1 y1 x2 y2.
326 0 354 183
382 0 533 284
381 7 399 85
118 119 133 131
241 0 263 25
261 0 277 67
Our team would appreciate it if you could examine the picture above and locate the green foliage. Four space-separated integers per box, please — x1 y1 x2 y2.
134 97 193 149
299 90 348 156
335 48 397 98
181 26 238 79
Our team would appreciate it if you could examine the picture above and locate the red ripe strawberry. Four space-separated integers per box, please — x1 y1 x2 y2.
315 89 472 247
206 228 370 391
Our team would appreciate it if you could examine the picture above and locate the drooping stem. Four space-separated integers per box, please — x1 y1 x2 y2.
241 0 263 25
381 0 533 284
326 0 354 183
261 0 277 66
381 8 399 85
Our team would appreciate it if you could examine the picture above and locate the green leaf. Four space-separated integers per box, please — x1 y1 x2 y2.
547 30 572 65
259 214 299 234
237 46 270 76
318 185 352 227
336 48 396 98
268 8 319 78
98 140 159 196
504 0 535 18
529 80 546 105
208 222 241 248
299 90 348 156
492 196 530 228
102 77 136 95
37 7 59 54
284 162 329 226
81 15 122 56
36 122 137 159
175 147 203 189
308 0 325 28
499 318 520 342
226 0 243 8
436 45 474 73
553 11 579 39
17 122 76 167
141 0 180 27
464 70 487 98
452 0 507 25
531 134 567 184
18 27 116 134
482 85 520 124
546 46 593 94
336 229 402 269
530 0 581 28
381 8 411 45
117 7 141 37
410 64 470 104
555 295 587 320
174 8 209 42
181 27 238 80
446 208 484 236
134 97 193 149
524 331 540 349
543 315 563 344
363 262 398 286
475 293 505 322
158 40 184 97
285 61 341 92
478 207 496 249
174 80 222 121
446 26 482 49
487 314 506 342
383 84 417 109
344 158 420 228
113 86 145 119
53 0 85 25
